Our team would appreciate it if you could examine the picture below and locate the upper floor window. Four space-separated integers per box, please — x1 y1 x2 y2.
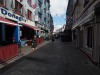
48 21 49 24
38 0 42 8
20 0 23 2
15 0 23 16
44 17 46 23
27 10 32 20
38 12 42 19
44 8 46 13
44 0 46 4
0 0 6 6
84 0 89 7
87 27 93 48
27 0 32 6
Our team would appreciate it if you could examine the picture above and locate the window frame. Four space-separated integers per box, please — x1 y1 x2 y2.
87 27 93 48
0 0 6 7
27 10 32 20
15 0 23 16
27 0 32 7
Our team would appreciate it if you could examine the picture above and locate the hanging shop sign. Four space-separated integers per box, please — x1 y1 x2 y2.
0 7 26 22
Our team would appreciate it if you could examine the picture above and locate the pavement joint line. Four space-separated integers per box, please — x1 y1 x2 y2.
0 41 50 69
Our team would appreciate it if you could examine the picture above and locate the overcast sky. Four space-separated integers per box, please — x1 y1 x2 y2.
50 0 69 31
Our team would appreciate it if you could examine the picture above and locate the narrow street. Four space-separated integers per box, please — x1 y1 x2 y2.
0 40 100 75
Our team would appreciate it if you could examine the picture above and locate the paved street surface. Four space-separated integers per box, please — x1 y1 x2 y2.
0 40 100 75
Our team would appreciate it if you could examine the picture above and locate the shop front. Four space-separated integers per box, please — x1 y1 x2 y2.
20 23 40 46
0 7 23 63
0 16 19 63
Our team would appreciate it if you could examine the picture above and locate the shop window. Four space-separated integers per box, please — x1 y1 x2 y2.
87 27 93 48
15 0 23 16
27 10 32 20
0 23 2 43
5 26 16 44
84 0 89 7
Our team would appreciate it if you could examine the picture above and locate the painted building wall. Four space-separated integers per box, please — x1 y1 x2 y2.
2 0 38 43
71 0 100 66
34 0 51 30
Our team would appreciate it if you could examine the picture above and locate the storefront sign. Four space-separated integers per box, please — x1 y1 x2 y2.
0 7 26 22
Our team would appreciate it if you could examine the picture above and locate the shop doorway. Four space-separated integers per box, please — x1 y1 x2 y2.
0 24 16 46
5 25 16 44
20 26 36 40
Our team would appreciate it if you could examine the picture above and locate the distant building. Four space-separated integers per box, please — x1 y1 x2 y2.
50 14 54 34
64 0 73 42
34 0 51 33
0 0 52 42
65 0 73 30
0 0 52 62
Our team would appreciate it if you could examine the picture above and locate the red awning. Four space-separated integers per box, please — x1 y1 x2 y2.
21 23 40 30
0 17 18 26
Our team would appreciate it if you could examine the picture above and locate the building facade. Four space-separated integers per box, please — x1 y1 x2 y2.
0 0 52 62
68 0 100 67
65 0 73 30
50 14 54 34
64 0 73 42
0 0 52 44
34 0 51 33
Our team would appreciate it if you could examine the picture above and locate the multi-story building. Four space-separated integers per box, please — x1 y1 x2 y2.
0 0 51 62
50 14 54 34
34 0 51 34
0 0 41 42
0 0 52 44
64 0 73 42
65 0 73 30
69 0 100 67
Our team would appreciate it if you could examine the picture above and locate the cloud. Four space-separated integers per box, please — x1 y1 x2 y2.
54 24 63 31
50 0 68 16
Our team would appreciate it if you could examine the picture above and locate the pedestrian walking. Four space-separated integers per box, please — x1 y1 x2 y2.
32 35 37 48
52 35 55 42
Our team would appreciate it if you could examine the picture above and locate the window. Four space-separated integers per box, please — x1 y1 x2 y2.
27 10 32 20
44 8 46 13
15 1 18 13
15 0 23 15
87 27 93 48
0 23 2 42
20 0 23 2
20 5 23 15
84 0 89 7
44 18 46 23
38 12 42 19
0 0 6 6
44 0 46 3
38 0 42 8
27 0 32 6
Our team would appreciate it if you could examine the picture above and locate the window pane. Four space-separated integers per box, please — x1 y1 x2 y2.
0 0 4 5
